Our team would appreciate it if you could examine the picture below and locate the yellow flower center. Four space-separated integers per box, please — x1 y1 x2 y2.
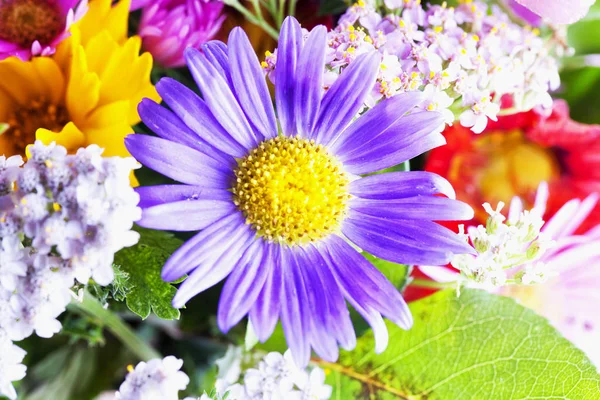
449 130 559 220
232 136 350 245
0 0 63 47
3 98 68 155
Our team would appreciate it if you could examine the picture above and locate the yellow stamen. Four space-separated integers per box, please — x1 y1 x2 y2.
232 136 350 245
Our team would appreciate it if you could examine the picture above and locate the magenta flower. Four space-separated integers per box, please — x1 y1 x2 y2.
134 0 225 68
513 0 594 24
0 0 87 61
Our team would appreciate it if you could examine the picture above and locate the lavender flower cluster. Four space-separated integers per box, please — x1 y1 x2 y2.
0 142 140 400
263 0 561 133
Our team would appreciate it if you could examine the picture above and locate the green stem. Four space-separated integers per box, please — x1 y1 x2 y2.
287 0 297 18
69 292 161 361
410 278 457 290
225 0 280 39
276 0 286 27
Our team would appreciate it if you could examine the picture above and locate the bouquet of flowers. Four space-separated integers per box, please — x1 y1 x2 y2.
1 0 599 398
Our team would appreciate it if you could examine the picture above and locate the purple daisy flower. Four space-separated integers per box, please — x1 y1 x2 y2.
133 0 225 68
125 17 474 366
0 0 88 61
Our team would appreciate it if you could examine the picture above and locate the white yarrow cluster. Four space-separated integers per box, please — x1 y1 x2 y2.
263 0 561 133
0 142 141 400
116 356 190 400
215 347 332 400
451 200 555 289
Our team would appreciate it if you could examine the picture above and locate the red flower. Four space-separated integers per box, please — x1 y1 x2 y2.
425 99 600 233
406 100 600 302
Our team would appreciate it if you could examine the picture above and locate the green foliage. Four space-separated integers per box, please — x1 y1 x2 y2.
60 314 105 347
363 253 412 292
86 264 131 305
561 2 600 124
114 226 185 320
322 289 600 399
318 0 352 16
568 2 600 55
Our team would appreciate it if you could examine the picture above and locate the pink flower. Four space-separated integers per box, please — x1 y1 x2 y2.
421 183 600 365
135 0 225 68
502 187 600 365
0 0 87 61
513 0 595 24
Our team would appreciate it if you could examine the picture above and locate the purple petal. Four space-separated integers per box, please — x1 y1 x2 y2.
136 185 228 208
349 171 456 200
280 248 310 367
162 212 244 281
342 211 475 266
228 28 277 140
294 26 327 138
349 196 474 221
125 134 233 188
297 245 354 355
275 17 303 137
138 98 233 165
172 225 255 308
201 41 231 84
311 52 380 145
308 251 357 351
217 240 268 332
138 196 236 231
185 47 260 149
339 111 446 175
350 300 389 354
321 235 413 329
155 78 246 157
514 0 594 25
288 248 338 362
250 243 284 342
329 91 425 156
508 0 542 26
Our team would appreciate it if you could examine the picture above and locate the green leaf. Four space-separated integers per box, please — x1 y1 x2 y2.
114 226 185 320
568 2 600 55
86 264 131 305
321 289 600 399
559 66 600 124
363 253 411 292
318 0 351 16
60 314 105 347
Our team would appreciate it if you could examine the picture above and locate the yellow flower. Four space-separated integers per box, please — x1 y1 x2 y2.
0 0 158 184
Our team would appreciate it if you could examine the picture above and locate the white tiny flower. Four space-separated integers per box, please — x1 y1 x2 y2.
214 346 243 395
452 197 550 289
116 356 190 400
0 333 27 400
